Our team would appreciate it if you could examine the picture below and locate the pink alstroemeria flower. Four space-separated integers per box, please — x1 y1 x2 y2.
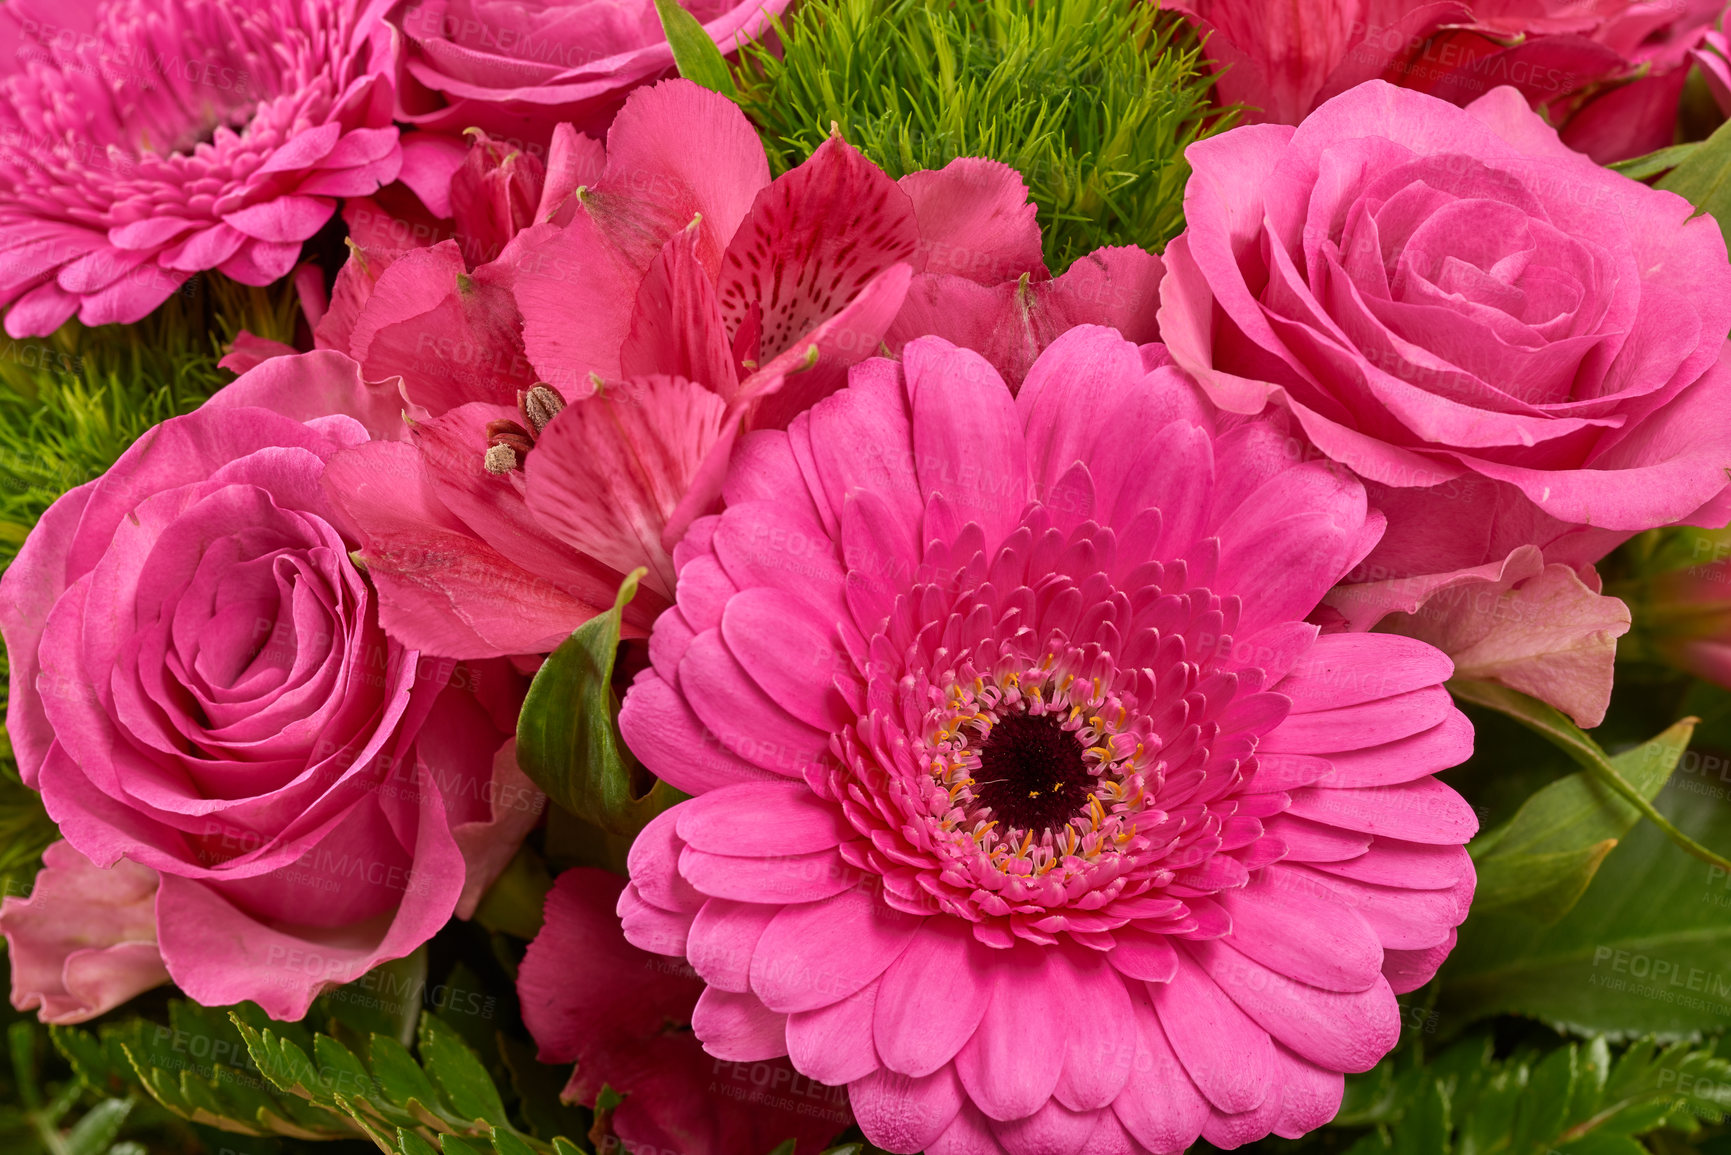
320 79 1163 661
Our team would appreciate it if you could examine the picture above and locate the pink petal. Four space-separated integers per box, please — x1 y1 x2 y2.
750 888 923 1014
1261 687 1457 753
1382 929 1457 994
1112 989 1209 1153
1273 1044 1345 1139
1054 951 1136 1111
596 79 770 273
788 980 882 1085
678 845 859 904
902 337 1027 545
1286 779 1479 845
1216 868 1384 992
223 196 337 243
676 782 851 857
525 375 728 600
1152 953 1275 1114
874 921 995 1077
1277 633 1454 712
692 986 788 1061
850 1063 967 1151
1193 939 1399 1073
0 841 167 1024
899 157 1046 284
954 944 1068 1121
686 899 776 993
620 672 788 795
720 587 852 730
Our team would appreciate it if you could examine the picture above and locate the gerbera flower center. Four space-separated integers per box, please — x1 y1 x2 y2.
971 712 1094 834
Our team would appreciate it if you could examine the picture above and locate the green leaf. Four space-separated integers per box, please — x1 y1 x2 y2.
399 1129 442 1155
1558 1134 1648 1155
1659 113 1731 245
439 1136 492 1155
1512 1045 1576 1154
1470 718 1695 922
1450 680 1731 873
1388 1076 1448 1155
499 1034 592 1143
517 569 685 836
1441 777 1731 1036
1343 1033 1731 1155
417 1015 508 1129
471 847 554 941
1609 142 1700 181
650 0 739 97
62 1097 131 1155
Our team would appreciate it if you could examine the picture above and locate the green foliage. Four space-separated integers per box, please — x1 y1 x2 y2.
1338 1033 1731 1155
1442 774 1731 1037
234 1010 580 1154
51 973 582 1155
1451 680 1731 875
652 0 739 97
4 1020 146 1155
0 274 299 573
1470 717 1695 922
733 0 1225 268
1658 112 1731 246
516 569 684 838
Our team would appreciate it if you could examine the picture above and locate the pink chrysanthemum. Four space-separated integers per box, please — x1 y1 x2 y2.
615 327 1479 1153
0 0 401 336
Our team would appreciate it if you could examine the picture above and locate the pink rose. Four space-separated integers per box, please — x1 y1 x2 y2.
1162 81 1731 564
1159 81 1731 724
390 0 790 144
0 354 537 1019
0 841 168 1024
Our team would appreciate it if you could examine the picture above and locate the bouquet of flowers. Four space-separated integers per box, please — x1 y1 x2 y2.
2 1 1731 1153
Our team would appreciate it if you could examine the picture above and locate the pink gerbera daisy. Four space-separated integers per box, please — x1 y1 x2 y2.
0 0 401 336
613 326 1479 1152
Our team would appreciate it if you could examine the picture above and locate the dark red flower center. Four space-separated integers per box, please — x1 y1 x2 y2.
972 712 1095 835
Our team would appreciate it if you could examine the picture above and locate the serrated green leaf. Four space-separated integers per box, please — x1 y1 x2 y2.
1659 113 1731 246
1567 1037 1612 1129
650 0 739 97
440 1135 492 1155
1471 719 1694 922
551 1140 585 1155
417 1015 507 1128
517 569 684 836
489 1127 539 1155
399 1127 442 1155
1457 1067 1521 1155
368 1035 447 1123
